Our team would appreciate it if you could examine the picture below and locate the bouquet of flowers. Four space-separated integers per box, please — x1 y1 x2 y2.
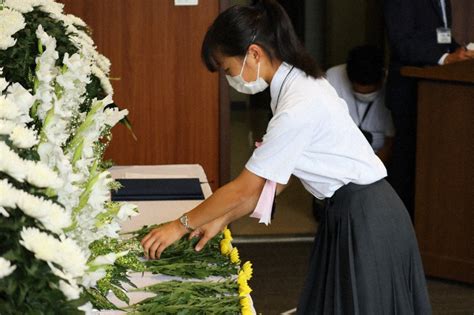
0 0 137 313
87 226 255 315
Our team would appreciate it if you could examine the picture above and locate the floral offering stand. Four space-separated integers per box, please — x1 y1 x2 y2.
0 1 255 314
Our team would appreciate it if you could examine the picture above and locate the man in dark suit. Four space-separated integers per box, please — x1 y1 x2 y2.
383 0 473 220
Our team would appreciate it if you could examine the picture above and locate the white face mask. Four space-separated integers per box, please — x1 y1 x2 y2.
225 53 269 95
353 90 379 103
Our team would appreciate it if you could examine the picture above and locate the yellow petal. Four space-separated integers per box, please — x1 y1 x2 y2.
237 271 247 285
220 239 231 256
242 305 253 315
242 261 253 280
230 247 240 264
223 228 233 241
239 282 252 296
240 296 251 307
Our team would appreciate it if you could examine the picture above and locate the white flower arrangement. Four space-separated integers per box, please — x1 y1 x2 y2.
0 1 137 312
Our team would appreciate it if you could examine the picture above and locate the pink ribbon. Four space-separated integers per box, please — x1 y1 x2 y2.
250 141 276 225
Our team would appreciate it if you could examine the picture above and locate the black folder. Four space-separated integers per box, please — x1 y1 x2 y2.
111 178 205 201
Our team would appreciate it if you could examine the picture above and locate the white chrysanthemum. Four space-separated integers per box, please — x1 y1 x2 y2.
0 180 17 209
56 235 88 277
0 96 20 120
4 0 35 13
0 141 64 189
19 227 58 262
25 161 62 189
104 107 128 127
0 141 26 182
41 205 71 234
6 83 35 124
64 14 87 28
16 191 51 217
0 35 16 51
0 8 25 50
0 207 9 217
59 279 81 300
0 75 9 92
9 125 39 149
36 0 65 19
0 119 16 135
20 227 88 278
0 257 16 278
17 193 70 234
96 53 111 75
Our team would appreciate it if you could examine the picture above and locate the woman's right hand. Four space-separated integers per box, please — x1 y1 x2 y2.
189 216 227 252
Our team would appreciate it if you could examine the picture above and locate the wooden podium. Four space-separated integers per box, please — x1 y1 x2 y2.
401 60 474 284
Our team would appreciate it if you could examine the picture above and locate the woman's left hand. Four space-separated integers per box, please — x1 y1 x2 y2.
141 220 187 259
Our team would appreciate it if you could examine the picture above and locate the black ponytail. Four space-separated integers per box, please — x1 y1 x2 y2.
201 0 323 79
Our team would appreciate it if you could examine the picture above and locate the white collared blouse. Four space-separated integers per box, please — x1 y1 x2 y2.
245 62 387 199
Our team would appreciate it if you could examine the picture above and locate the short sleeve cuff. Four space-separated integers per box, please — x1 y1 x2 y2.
245 162 291 185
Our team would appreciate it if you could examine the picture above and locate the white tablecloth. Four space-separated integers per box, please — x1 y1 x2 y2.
109 164 212 233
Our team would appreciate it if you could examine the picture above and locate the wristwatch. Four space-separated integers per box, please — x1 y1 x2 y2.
179 214 195 232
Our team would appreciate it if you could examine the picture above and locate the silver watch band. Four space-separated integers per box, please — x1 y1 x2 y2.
179 214 194 232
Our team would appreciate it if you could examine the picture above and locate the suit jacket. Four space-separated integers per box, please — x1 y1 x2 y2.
384 0 459 112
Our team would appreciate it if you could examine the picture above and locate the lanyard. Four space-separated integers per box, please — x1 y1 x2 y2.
269 65 295 218
356 101 374 128
439 0 448 28
274 66 295 113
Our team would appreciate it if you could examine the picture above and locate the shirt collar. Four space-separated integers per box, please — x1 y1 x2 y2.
270 62 293 109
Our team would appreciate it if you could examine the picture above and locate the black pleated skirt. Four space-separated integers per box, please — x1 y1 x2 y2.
297 179 432 315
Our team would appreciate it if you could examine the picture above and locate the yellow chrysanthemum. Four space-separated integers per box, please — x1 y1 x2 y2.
242 305 253 315
230 247 240 264
223 227 233 241
239 281 252 296
242 261 253 280
237 270 248 285
220 238 231 256
240 296 251 308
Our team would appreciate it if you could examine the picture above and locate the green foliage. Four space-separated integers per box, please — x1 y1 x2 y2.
128 280 241 315
82 74 106 112
85 288 121 311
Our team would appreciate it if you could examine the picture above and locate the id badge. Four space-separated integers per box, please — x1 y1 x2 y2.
437 27 452 44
